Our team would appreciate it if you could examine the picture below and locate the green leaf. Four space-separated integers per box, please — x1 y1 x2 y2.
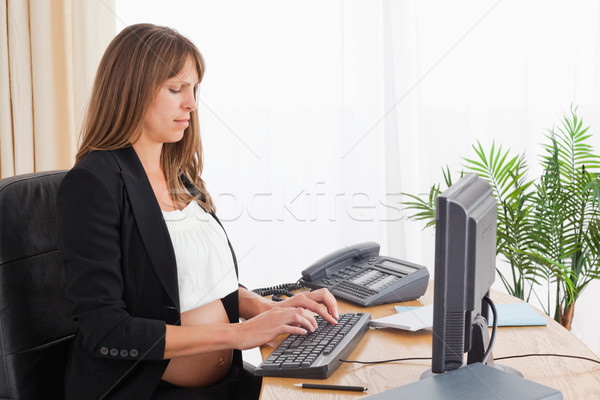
401 106 600 322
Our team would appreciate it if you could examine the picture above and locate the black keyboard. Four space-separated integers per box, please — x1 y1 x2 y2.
254 312 371 379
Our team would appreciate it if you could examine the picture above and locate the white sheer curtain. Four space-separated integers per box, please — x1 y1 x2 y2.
115 0 600 356
386 0 600 355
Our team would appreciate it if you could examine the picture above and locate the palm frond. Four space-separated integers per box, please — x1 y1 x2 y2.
401 106 600 327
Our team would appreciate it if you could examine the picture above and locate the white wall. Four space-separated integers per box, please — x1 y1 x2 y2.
114 0 600 357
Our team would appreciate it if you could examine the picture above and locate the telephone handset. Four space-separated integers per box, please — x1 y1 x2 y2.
300 242 429 307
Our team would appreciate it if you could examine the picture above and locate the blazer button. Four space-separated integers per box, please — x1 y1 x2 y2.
110 348 119 357
120 349 129 358
100 347 109 356
130 349 139 358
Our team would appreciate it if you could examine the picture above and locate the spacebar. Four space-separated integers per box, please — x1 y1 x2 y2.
281 362 301 368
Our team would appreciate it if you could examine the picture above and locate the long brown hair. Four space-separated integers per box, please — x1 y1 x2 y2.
76 23 214 211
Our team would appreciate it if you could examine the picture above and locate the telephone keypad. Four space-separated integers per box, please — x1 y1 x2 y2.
299 243 429 307
350 269 381 286
369 274 400 292
334 281 377 299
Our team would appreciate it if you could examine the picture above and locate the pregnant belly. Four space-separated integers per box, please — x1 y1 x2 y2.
161 299 233 388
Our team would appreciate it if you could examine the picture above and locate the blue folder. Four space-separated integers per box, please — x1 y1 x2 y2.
487 303 547 326
395 302 547 327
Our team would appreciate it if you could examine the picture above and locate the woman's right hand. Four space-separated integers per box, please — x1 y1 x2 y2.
232 306 319 350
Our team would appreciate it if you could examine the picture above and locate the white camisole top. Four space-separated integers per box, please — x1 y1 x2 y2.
161 201 238 313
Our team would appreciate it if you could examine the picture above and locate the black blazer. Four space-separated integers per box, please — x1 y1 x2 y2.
57 147 241 400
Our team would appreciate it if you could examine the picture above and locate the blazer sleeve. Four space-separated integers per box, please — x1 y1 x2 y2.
58 166 166 361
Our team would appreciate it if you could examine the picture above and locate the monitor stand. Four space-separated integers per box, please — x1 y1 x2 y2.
421 316 522 379
379 363 563 400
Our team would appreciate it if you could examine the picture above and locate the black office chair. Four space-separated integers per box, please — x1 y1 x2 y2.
0 171 76 400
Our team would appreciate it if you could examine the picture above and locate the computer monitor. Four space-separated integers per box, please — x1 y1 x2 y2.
427 173 502 374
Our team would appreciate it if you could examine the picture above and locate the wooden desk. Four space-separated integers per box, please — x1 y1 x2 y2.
259 282 600 399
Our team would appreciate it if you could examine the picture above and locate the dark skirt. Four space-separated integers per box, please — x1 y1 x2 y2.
150 364 262 400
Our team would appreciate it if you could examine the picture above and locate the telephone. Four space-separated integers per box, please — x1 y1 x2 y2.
300 242 429 307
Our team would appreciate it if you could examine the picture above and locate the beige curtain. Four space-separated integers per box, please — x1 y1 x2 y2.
0 0 115 178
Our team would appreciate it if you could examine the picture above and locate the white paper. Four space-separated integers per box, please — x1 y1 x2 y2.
369 304 434 331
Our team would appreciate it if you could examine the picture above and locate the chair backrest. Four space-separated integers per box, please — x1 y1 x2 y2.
0 171 76 400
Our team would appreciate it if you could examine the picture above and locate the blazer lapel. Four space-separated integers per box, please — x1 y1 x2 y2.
111 147 180 311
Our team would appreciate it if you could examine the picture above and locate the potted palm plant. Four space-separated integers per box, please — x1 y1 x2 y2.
402 108 600 329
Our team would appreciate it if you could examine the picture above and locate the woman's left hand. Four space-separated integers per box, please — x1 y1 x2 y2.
273 288 339 325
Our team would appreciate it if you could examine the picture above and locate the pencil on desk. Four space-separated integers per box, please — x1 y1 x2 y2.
294 383 368 392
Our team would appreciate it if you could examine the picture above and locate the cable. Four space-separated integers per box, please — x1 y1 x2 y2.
496 353 600 365
340 353 600 367
251 281 305 301
481 295 497 365
340 357 431 365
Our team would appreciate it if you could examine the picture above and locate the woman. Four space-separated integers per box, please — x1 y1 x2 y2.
57 23 338 400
